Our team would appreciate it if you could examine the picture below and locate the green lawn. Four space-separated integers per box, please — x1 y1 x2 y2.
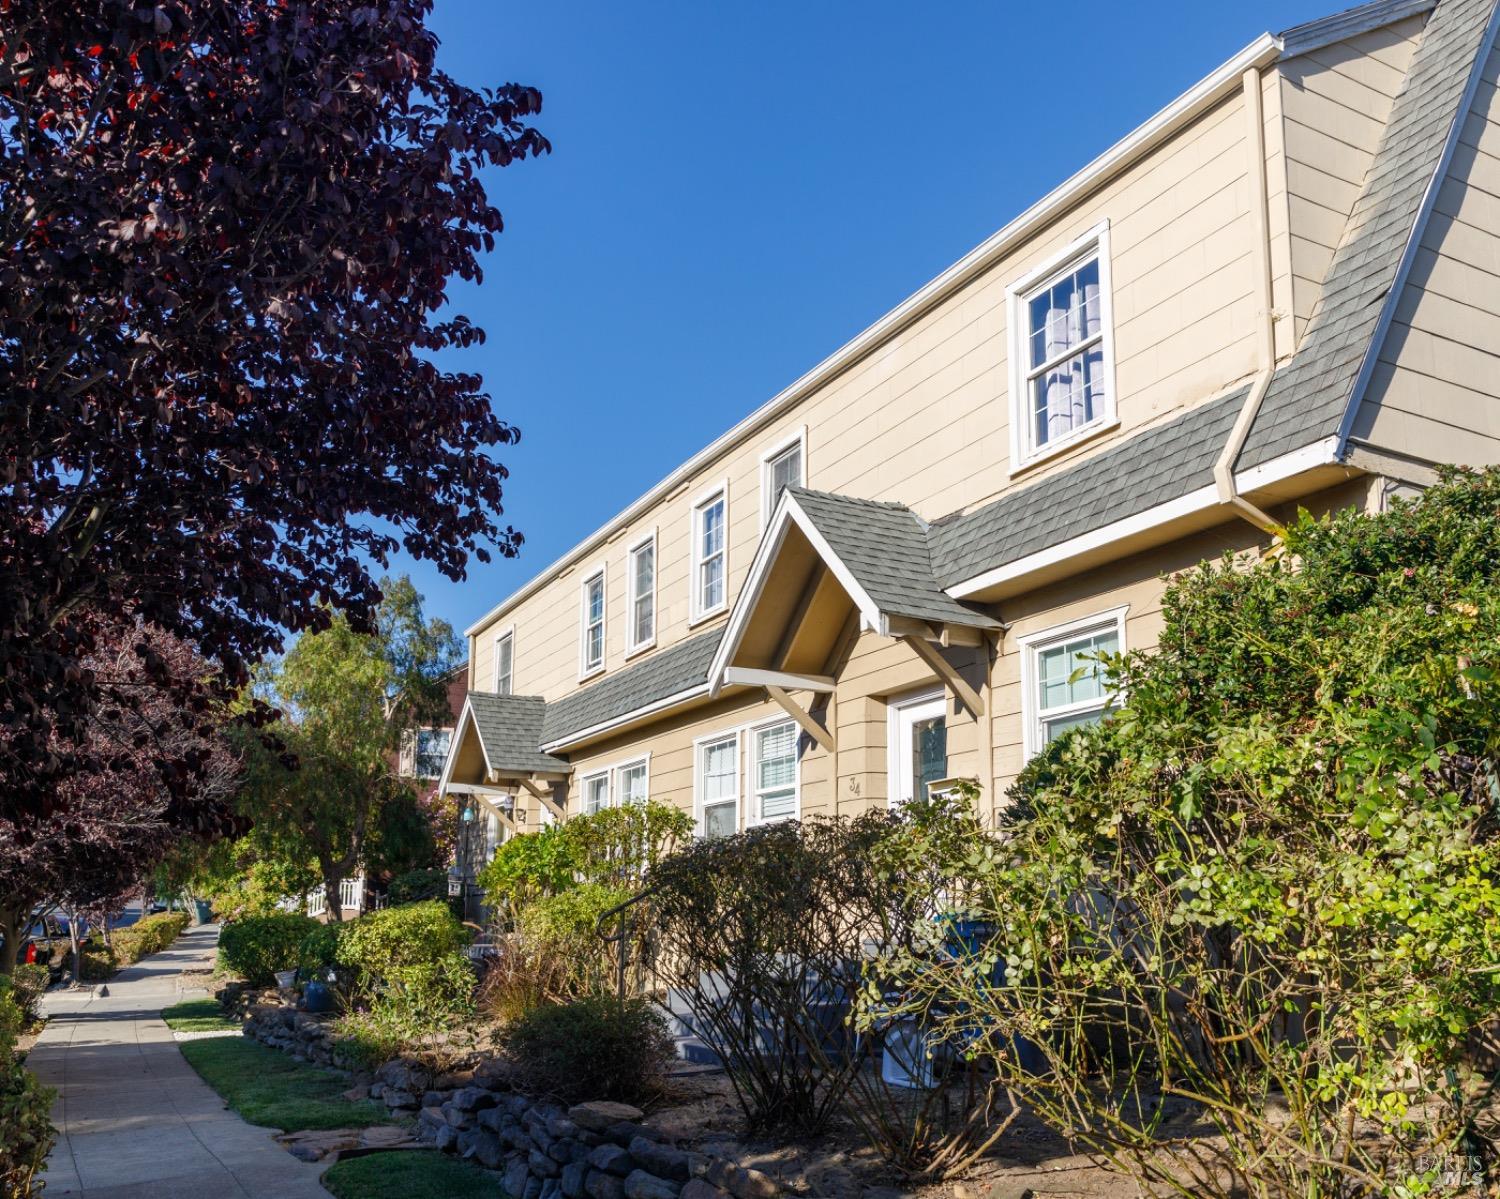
178 1036 388 1131
161 998 240 1033
323 1152 505 1199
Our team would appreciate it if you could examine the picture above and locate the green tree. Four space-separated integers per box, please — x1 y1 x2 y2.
241 578 460 920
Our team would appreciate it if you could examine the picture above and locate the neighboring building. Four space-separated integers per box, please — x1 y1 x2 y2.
441 0 1500 852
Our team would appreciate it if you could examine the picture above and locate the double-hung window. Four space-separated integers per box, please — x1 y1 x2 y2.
582 771 611 815
626 533 656 654
494 629 514 696
750 720 799 824
697 733 739 838
1019 608 1125 758
414 728 451 779
1008 223 1115 468
691 485 728 620
616 758 649 806
759 429 805 526
580 566 606 677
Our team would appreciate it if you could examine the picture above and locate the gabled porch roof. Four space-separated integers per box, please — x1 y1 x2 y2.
706 487 1001 701
439 691 569 806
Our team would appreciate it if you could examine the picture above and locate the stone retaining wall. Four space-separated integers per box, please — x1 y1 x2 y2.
237 999 782 1199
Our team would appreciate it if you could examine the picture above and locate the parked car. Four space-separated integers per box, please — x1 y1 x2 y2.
2 911 91 983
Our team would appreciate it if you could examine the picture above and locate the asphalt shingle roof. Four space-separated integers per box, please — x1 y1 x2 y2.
787 488 1002 629
465 692 570 775
540 628 725 748
1239 0 1496 469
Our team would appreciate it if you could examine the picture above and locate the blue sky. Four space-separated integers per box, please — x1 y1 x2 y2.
404 0 1334 640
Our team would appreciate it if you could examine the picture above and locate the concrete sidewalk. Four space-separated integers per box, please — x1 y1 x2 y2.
27 924 330 1199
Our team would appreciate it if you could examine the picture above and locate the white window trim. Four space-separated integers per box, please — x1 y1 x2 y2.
410 725 454 780
1005 221 1119 475
613 753 651 806
1016 605 1128 761
688 479 730 626
579 768 612 816
625 528 658 659
758 425 807 531
693 728 742 837
578 562 607 681
747 714 802 827
492 624 515 695
885 687 947 810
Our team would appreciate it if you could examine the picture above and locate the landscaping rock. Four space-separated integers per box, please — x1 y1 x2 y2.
586 1169 627 1199
477 1107 507 1133
569 1101 646 1132
531 1149 563 1179
541 1181 562 1199
588 1143 635 1176
382 1088 418 1110
287 1144 322 1163
629 1137 692 1182
505 1157 532 1199
422 1089 447 1107
453 1086 499 1112
341 1084 370 1102
435 1124 459 1152
548 1115 581 1139
624 1169 681 1199
525 1178 543 1199
561 1160 590 1199
703 1160 780 1199
548 1140 574 1165
681 1182 732 1199
606 1121 663 1148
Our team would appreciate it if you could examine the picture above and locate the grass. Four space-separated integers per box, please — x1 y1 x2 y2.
323 1152 505 1199
178 1036 388 1132
161 998 239 1033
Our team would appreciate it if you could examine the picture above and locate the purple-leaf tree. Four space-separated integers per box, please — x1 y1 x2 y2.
0 0 548 821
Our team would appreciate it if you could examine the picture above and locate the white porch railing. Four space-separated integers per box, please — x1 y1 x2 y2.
303 876 365 919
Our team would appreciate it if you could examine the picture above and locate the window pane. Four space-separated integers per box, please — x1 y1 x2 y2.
910 716 947 802
756 723 796 789
496 634 513 695
587 576 604 622
760 788 796 820
1044 707 1106 743
1037 629 1118 711
701 553 724 612
584 775 610 814
702 738 737 803
633 542 654 592
700 499 724 558
769 444 801 508
587 623 603 667
619 763 647 806
703 800 737 839
415 729 451 778
631 543 654 645
1026 255 1105 448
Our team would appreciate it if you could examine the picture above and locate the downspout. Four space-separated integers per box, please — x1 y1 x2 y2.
1213 67 1283 536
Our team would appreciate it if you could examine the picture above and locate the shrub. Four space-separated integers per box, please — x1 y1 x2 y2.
300 920 350 971
0 975 55 1198
868 469 1500 1199
516 883 631 1000
387 868 447 905
335 901 473 1029
503 996 673 1105
111 911 191 965
218 913 322 986
7 965 48 1026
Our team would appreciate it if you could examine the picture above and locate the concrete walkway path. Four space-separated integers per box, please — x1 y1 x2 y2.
28 925 330 1199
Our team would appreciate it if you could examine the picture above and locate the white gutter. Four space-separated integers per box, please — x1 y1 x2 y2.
1211 67 1283 536
465 31 1284 639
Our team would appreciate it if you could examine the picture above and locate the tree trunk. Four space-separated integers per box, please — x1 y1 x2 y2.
66 912 82 986
323 864 344 923
0 904 24 975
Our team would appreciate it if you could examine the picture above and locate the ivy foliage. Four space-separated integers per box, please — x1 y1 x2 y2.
0 975 54 1197
868 469 1500 1199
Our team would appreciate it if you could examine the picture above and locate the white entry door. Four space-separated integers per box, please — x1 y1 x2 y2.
889 693 948 808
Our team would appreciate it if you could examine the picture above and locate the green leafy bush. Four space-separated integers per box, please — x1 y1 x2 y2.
7 965 48 1026
335 901 473 1027
111 911 191 965
516 883 631 999
869 469 1500 1199
503 996 674 1104
218 913 322 986
0 975 55 1198
299 920 350 971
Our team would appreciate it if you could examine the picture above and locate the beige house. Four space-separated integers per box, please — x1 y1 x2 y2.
440 0 1500 847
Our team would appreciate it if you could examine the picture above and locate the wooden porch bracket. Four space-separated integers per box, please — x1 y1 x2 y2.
516 777 567 822
765 684 837 754
724 666 836 692
901 635 985 718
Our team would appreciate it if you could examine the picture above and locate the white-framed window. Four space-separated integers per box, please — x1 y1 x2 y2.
484 811 500 862
690 482 729 623
616 757 649 806
579 564 606 678
1017 607 1127 759
749 718 799 824
1006 222 1116 471
886 690 947 808
414 728 452 779
759 427 806 527
581 770 611 815
493 627 514 695
626 531 656 656
696 731 740 838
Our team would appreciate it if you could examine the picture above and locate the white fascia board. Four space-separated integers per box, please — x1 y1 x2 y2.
946 437 1339 599
463 31 1282 640
437 696 490 793
1279 0 1435 59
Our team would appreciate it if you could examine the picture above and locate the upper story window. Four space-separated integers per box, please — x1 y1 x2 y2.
580 565 606 678
1017 607 1125 759
626 532 656 655
1007 222 1116 470
582 770 610 815
750 719 799 824
493 628 514 696
691 483 728 622
759 428 806 527
697 732 739 838
414 728 451 779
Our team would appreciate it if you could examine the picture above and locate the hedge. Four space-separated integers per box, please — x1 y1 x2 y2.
0 975 54 1197
218 913 322 987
